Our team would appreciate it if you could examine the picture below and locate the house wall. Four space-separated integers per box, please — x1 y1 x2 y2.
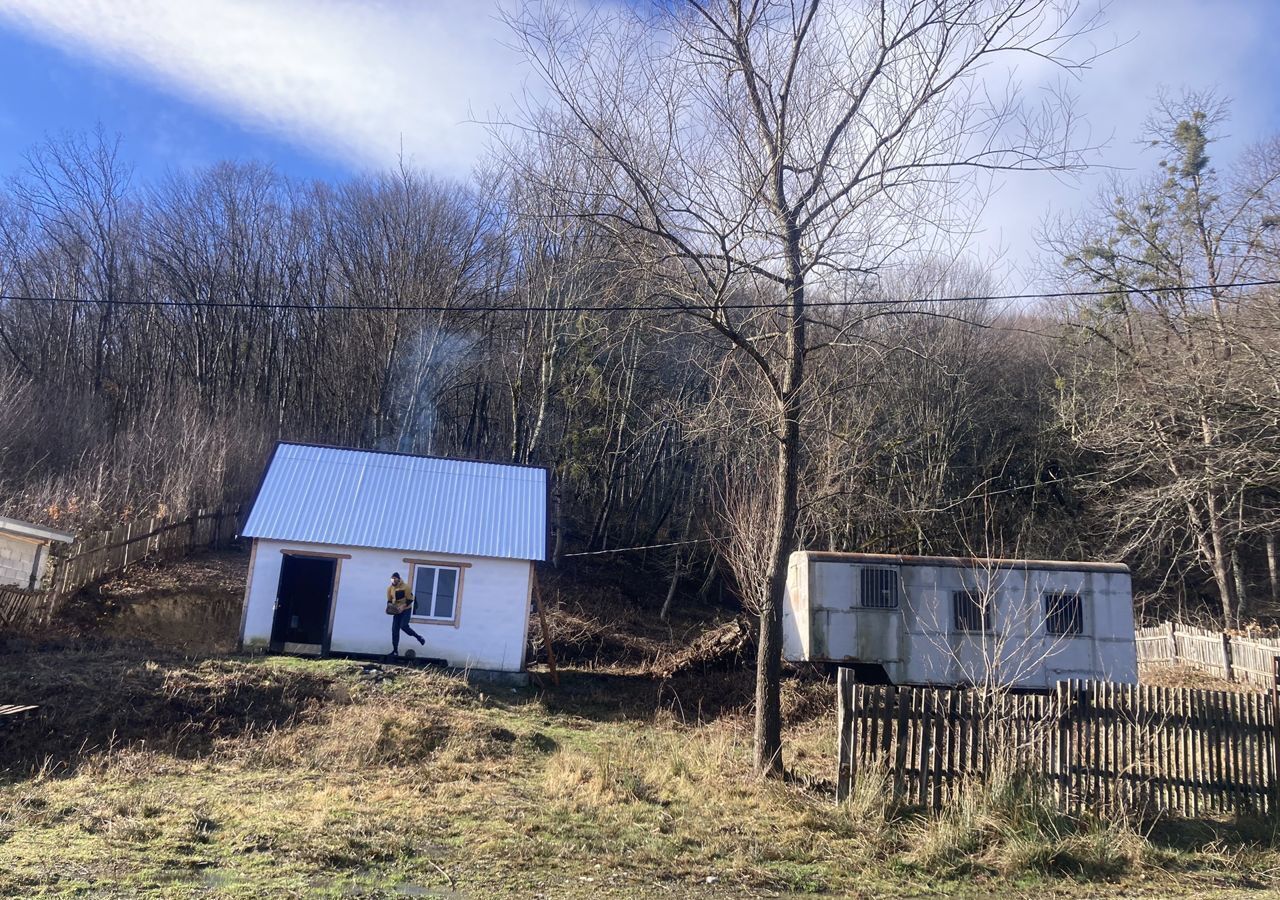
241 538 533 672
785 553 1138 688
0 534 41 589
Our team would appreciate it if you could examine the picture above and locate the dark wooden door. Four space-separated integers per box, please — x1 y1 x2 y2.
270 555 337 653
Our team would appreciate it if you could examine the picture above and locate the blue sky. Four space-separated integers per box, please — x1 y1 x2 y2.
0 25 352 183
0 0 1277 273
0 1 522 183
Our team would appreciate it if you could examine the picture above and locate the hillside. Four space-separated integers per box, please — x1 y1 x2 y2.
3 559 1280 897
3 649 1279 899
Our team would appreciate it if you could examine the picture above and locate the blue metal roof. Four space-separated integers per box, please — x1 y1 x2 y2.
242 443 547 561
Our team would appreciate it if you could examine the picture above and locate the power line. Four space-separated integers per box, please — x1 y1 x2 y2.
0 278 1276 314
561 535 728 557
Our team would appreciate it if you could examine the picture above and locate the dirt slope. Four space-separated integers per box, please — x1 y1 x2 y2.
45 550 249 653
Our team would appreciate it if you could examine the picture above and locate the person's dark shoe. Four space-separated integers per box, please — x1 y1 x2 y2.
417 635 425 646
386 651 398 662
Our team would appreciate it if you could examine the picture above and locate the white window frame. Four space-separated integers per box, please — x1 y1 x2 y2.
406 560 466 626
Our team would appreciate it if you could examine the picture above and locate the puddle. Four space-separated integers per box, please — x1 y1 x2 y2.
199 868 246 889
394 886 466 898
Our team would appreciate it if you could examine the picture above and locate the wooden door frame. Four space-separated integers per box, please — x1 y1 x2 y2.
273 549 346 655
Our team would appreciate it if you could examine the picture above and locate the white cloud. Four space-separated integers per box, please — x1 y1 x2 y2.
0 0 1274 279
0 0 527 176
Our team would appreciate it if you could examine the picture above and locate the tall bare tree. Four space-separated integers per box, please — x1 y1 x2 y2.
507 0 1100 773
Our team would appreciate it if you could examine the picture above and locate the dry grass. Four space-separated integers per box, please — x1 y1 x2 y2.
1139 662 1261 693
2 652 1280 898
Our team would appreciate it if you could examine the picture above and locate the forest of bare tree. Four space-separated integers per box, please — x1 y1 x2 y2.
0 0 1276 772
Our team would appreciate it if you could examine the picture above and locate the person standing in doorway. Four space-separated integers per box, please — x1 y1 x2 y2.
387 572 425 659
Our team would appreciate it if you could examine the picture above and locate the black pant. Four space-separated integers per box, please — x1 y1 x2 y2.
392 609 423 652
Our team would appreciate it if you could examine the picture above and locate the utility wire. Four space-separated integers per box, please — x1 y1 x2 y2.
561 536 729 557
0 278 1276 314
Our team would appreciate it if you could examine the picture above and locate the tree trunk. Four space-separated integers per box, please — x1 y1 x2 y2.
1205 491 1237 628
1267 532 1278 608
552 481 565 567
659 552 682 622
1188 494 1236 628
525 332 559 463
755 409 799 776
753 214 806 776
697 552 719 604
1231 547 1248 625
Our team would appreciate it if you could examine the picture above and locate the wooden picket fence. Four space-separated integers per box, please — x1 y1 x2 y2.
1137 622 1280 687
837 670 1279 818
50 505 242 598
0 586 58 630
0 505 242 631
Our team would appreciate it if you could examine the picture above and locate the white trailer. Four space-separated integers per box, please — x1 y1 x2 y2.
783 551 1137 689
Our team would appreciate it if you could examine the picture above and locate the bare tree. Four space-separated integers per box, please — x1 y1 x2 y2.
1047 91 1280 627
507 0 1100 773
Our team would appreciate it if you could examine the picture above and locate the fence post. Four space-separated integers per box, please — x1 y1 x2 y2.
1223 632 1235 682
836 667 855 802
1167 621 1177 662
1055 681 1070 811
1272 657 1280 815
122 520 134 570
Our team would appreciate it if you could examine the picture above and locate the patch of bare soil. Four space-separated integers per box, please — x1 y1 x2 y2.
533 559 741 673
530 560 834 728
0 649 336 775
23 549 249 653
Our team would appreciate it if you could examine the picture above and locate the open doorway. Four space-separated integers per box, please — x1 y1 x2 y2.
270 554 337 654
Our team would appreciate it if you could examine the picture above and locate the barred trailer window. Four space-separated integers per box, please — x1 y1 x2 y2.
859 567 899 608
1044 591 1083 636
952 589 992 632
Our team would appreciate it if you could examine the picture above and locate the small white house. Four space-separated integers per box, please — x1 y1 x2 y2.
783 551 1138 689
0 515 74 590
238 442 547 674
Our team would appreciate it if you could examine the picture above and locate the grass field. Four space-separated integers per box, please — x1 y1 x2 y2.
4 646 1280 899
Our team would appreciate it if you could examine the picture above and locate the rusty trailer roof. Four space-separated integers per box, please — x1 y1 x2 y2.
798 550 1129 575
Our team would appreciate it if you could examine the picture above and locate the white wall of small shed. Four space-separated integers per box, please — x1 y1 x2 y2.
240 538 533 672
784 553 1138 688
0 533 44 589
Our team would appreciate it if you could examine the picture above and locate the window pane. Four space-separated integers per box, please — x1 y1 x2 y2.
434 569 457 619
413 568 436 617
1045 592 1083 636
859 568 898 608
953 590 989 632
